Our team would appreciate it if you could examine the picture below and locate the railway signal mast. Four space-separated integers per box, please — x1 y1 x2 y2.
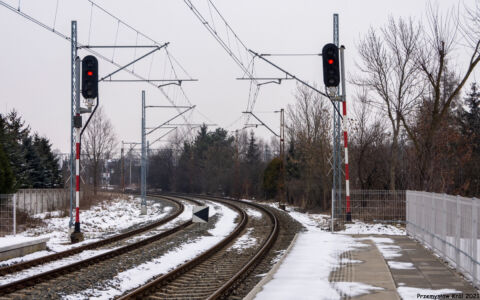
325 14 351 225
71 42 100 243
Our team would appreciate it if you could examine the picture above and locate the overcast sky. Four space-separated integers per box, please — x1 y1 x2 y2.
0 0 478 154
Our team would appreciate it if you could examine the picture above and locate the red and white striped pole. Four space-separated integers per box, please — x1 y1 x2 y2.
74 115 81 233
342 100 351 221
340 45 351 221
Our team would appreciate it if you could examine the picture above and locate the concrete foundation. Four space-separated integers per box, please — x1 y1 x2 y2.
70 232 84 243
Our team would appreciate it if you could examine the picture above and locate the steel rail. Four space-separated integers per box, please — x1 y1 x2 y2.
0 195 184 277
207 197 279 299
118 194 249 299
119 194 279 300
0 195 200 296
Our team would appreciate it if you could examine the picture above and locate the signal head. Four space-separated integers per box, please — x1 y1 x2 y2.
322 43 340 87
81 55 98 99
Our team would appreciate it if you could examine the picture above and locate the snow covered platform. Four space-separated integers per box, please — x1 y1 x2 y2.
244 203 478 299
0 236 49 262
250 232 478 299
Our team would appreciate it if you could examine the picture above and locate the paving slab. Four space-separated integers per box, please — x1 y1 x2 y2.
387 235 478 294
334 234 479 300
329 238 400 299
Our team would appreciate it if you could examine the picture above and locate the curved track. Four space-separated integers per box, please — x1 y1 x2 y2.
0 195 200 297
119 194 279 300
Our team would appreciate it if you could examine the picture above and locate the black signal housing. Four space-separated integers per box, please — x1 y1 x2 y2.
322 43 340 87
81 55 98 99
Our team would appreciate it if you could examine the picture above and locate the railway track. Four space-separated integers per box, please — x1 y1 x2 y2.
0 196 184 277
0 194 281 300
119 194 279 300
0 195 201 297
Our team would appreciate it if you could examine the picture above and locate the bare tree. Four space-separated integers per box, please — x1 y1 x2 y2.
350 90 389 189
399 4 480 190
83 106 117 194
287 84 331 210
355 16 423 191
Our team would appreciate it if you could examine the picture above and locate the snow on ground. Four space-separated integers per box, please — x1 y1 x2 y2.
0 196 172 267
228 228 257 251
340 258 362 264
245 207 263 219
340 221 405 235
62 201 238 300
254 228 360 299
0 199 196 286
357 237 402 259
387 261 415 270
332 282 384 297
0 247 120 285
0 236 46 249
254 204 364 300
397 287 461 299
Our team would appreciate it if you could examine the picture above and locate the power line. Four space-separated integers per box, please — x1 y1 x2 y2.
183 0 261 123
0 0 215 132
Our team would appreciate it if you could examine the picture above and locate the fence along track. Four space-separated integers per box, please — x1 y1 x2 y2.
0 195 200 296
119 195 279 300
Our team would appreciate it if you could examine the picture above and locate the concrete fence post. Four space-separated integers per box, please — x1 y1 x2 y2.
473 197 479 285
12 194 16 236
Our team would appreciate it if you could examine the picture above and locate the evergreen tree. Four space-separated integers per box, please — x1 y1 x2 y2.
33 135 62 188
263 157 282 199
21 136 42 188
246 131 260 166
0 120 15 194
3 111 29 187
460 83 480 195
461 83 480 146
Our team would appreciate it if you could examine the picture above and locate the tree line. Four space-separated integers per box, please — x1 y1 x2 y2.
0 111 62 193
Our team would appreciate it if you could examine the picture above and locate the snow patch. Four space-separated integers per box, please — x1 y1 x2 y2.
340 221 405 235
228 228 257 251
62 202 238 300
333 282 383 297
357 237 402 259
0 197 176 267
388 261 415 270
254 231 361 300
245 208 262 219
340 258 362 264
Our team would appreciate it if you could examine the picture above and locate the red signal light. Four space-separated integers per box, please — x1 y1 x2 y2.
328 59 334 65
87 71 93 76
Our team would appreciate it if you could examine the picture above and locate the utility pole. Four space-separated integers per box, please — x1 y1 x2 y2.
279 108 286 208
141 91 147 214
69 20 77 233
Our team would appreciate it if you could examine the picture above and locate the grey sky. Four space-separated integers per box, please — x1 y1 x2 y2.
0 0 478 154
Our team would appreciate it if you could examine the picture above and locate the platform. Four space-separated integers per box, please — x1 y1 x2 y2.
0 236 49 261
248 232 478 299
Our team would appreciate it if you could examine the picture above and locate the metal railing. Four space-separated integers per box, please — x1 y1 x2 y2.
406 191 480 286
333 189 406 223
0 194 15 236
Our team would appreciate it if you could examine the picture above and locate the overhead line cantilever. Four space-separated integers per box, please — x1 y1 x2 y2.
248 49 342 118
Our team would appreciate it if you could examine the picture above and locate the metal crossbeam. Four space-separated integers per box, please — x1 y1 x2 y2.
99 43 168 81
146 105 195 136
242 111 279 137
248 49 342 117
